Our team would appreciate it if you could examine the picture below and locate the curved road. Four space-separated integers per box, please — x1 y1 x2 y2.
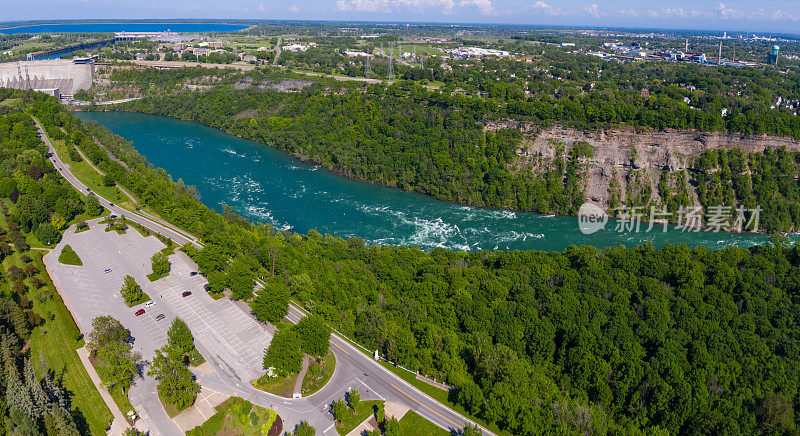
34 117 493 435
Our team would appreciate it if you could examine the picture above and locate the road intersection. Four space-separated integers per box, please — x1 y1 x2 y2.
35 117 493 435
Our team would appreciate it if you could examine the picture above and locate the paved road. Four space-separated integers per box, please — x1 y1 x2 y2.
34 117 200 249
36 117 493 435
272 37 282 66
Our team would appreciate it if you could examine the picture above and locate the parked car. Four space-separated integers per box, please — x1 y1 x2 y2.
110 215 117 219
144 301 155 308
103 268 112 274
155 314 165 321
135 309 145 316
189 271 198 276
109 203 114 207
203 284 211 292
181 291 192 298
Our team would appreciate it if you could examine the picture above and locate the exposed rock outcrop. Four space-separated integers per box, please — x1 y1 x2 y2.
514 125 800 209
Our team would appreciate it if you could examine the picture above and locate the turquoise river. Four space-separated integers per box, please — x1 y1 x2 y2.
75 111 785 252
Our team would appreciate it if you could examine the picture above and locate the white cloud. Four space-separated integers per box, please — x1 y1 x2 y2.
617 8 637 18
716 2 744 19
771 9 798 22
335 0 391 12
289 4 300 13
690 9 711 18
645 8 687 18
258 2 266 11
336 0 500 15
460 0 494 15
532 1 566 16
582 3 605 18
713 2 797 21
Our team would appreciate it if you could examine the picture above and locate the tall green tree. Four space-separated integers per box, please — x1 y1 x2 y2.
148 344 200 410
150 252 170 276
120 275 143 305
294 315 330 357
263 328 302 375
250 283 289 324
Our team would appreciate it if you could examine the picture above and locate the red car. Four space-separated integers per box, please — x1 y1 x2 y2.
135 309 145 316
182 291 192 297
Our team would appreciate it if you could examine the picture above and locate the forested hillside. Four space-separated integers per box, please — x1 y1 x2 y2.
116 82 588 215
37 91 800 435
105 77 800 232
0 89 110 434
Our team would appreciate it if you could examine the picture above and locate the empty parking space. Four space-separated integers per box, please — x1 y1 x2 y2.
48 222 273 384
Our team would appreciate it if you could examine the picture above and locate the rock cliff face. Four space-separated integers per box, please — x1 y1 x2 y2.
513 125 800 209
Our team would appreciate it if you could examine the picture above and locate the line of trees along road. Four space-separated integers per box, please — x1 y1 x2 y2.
21 89 800 434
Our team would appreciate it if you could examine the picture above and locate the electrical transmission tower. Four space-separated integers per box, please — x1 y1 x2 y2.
365 55 371 76
388 43 394 77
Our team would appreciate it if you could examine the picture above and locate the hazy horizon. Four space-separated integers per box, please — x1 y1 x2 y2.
4 1 800 35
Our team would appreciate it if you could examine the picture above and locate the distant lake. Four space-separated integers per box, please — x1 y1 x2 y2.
0 22 249 34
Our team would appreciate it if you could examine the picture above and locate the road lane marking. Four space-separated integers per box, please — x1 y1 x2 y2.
390 383 461 429
331 341 350 355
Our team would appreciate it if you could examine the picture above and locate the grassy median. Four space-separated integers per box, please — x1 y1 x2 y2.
58 244 83 266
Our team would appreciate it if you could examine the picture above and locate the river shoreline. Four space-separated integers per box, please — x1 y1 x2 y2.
73 107 797 241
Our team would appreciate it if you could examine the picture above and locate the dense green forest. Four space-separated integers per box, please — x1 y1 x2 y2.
115 82 588 215
102 75 800 231
30 90 800 434
0 89 108 434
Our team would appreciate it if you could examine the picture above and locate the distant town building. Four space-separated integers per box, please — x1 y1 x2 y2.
283 43 315 52
343 50 373 58
446 46 510 59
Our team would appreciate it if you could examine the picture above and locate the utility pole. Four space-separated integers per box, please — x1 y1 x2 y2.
388 43 395 77
718 42 722 64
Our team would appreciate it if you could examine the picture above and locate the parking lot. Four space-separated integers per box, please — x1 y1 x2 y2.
45 220 273 434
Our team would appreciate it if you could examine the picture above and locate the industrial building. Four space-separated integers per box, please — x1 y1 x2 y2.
0 59 94 100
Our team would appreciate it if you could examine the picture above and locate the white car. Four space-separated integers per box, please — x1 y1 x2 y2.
144 300 156 308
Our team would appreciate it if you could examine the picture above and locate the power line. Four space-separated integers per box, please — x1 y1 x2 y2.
388 42 394 78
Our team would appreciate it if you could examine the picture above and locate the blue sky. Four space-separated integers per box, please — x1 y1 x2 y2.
7 0 800 34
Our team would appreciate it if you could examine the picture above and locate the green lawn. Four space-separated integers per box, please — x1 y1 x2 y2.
253 372 295 398
109 385 135 418
27 251 114 435
58 244 83 266
336 400 383 435
301 351 335 396
399 410 451 436
50 138 136 211
187 397 278 436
